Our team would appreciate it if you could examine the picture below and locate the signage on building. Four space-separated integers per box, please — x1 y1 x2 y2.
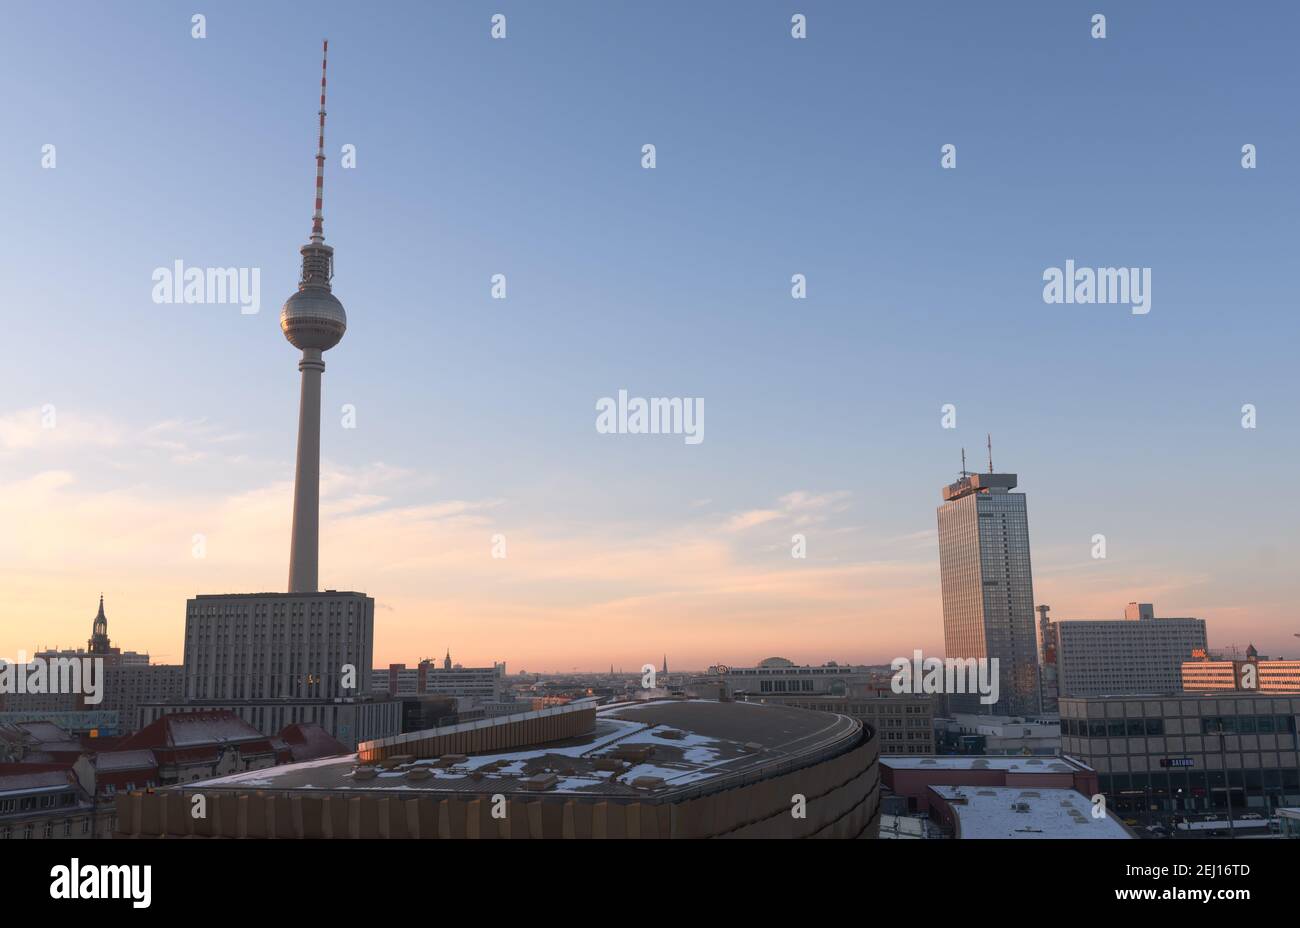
1159 757 1195 768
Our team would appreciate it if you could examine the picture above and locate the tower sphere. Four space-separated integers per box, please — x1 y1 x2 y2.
280 285 346 351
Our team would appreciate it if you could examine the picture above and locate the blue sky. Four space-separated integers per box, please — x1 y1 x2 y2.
1 1 1297 668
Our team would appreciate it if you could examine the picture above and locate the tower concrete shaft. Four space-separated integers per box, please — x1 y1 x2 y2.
288 349 325 593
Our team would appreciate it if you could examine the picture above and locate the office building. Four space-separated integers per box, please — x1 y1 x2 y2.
936 463 1039 715
1052 602 1207 697
936 714 1061 755
1182 649 1300 693
706 657 869 697
1059 693 1300 816
182 591 374 701
372 652 507 703
102 663 183 734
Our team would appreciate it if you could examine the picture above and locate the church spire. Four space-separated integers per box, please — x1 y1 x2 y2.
89 594 111 653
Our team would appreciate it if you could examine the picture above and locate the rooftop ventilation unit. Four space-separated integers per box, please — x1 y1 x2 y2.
522 772 558 792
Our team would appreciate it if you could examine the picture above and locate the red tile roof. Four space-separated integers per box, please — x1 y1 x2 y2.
118 710 265 751
278 723 346 762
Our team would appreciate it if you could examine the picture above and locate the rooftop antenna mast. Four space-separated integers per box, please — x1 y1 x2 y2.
960 448 968 477
987 433 994 473
311 39 329 247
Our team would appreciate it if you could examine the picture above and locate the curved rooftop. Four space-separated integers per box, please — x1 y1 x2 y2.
191 699 862 802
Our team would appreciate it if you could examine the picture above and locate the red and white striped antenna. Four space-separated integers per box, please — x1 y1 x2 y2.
310 39 329 245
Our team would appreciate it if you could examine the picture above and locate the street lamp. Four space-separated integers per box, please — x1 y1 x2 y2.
1215 721 1236 839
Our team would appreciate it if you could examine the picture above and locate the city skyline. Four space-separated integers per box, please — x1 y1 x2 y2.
3 1 1299 671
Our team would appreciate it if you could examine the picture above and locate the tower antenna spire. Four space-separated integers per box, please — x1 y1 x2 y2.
987 433 993 473
310 39 329 245
961 447 967 477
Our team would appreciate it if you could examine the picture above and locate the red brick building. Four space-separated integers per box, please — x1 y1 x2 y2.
881 755 1099 813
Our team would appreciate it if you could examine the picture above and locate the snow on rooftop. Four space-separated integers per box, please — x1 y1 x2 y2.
173 701 861 799
883 756 1078 774
932 786 1132 839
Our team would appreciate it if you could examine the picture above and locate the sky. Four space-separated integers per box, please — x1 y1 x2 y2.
1 1 1298 671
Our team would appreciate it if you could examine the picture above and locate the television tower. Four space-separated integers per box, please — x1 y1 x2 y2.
281 40 347 593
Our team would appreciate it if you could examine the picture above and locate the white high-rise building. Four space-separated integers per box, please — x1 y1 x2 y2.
936 464 1039 715
1053 602 1207 697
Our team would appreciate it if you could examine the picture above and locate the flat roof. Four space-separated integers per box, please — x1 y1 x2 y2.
882 756 1080 774
191 591 370 600
185 699 860 801
931 786 1133 839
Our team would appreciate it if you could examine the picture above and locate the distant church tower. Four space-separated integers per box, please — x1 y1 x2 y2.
662 654 668 675
88 594 112 654
444 649 452 670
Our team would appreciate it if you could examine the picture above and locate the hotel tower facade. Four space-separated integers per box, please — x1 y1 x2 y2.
936 466 1040 715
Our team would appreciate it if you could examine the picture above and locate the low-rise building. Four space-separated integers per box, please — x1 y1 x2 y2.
936 714 1061 755
739 692 935 755
278 723 347 763
881 755 1098 814
138 696 399 750
0 763 113 840
1181 650 1300 694
371 653 507 703
0 710 122 738
926 785 1135 839
1059 692 1300 817
89 750 159 800
116 710 289 785
0 720 86 764
707 657 869 698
